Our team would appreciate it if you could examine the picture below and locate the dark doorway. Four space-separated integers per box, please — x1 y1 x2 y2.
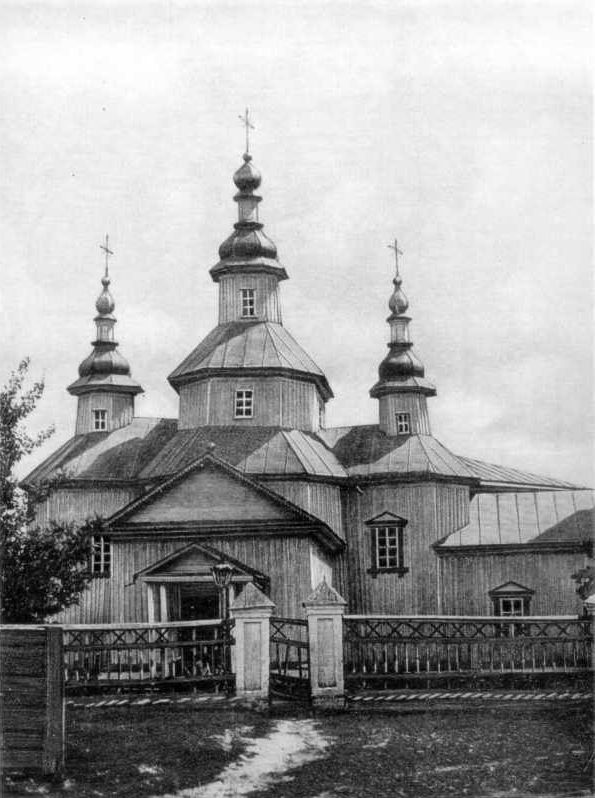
179 583 220 621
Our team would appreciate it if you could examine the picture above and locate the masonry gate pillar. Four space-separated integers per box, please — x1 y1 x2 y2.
304 579 347 709
230 582 275 701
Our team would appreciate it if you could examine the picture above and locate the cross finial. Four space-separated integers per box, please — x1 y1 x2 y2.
99 234 114 278
238 107 255 154
387 238 403 276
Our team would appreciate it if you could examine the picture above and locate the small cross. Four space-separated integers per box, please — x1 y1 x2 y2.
387 238 403 275
99 234 113 278
238 107 255 154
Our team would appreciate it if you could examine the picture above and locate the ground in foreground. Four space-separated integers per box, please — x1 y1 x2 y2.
3 702 593 797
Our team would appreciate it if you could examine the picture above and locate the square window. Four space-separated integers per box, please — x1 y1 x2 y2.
240 289 256 318
395 413 410 434
91 535 111 576
234 389 253 418
93 409 107 431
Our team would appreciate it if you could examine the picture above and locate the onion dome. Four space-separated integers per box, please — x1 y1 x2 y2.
370 247 436 400
233 153 261 192
95 275 115 315
210 151 287 282
68 267 143 397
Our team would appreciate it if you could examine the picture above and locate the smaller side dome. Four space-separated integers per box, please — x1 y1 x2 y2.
78 347 132 378
388 275 409 315
378 348 425 381
96 276 115 315
233 153 261 192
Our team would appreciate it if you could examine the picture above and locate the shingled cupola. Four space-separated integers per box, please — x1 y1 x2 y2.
370 241 436 437
169 113 333 432
68 238 143 435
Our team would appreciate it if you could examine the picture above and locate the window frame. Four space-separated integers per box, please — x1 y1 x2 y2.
90 534 111 577
240 288 256 318
489 582 534 637
234 388 254 419
365 514 409 577
395 412 411 435
93 409 107 431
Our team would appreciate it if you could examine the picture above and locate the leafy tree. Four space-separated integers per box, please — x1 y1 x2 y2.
0 358 95 623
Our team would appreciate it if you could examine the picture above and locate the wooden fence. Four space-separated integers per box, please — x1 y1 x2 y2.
343 615 593 688
63 619 234 691
0 626 64 776
269 617 310 700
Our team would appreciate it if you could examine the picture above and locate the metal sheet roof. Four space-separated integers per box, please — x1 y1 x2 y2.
168 322 332 398
457 456 581 490
438 490 594 547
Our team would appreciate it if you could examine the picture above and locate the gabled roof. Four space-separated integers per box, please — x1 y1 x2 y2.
437 489 594 549
167 321 333 399
457 456 581 491
108 450 344 551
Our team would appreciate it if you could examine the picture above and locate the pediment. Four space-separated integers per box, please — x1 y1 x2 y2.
134 542 267 587
110 453 317 528
365 511 408 526
488 581 534 596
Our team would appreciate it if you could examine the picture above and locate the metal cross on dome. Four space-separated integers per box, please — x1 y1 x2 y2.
387 238 403 275
238 107 255 154
99 234 114 278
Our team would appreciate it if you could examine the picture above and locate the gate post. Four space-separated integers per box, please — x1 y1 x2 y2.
304 579 347 709
230 582 275 702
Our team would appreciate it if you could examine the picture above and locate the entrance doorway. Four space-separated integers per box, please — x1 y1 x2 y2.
180 583 220 621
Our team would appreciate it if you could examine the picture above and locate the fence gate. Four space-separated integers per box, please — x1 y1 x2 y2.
269 617 310 701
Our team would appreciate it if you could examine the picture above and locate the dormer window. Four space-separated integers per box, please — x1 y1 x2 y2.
93 409 107 431
395 412 410 434
234 389 253 418
240 289 256 318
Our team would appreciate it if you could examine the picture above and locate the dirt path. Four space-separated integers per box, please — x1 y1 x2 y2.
153 718 330 798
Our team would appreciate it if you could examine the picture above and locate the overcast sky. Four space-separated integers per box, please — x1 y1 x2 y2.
1 0 592 486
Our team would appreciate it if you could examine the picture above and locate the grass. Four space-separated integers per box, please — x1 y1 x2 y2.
2 702 593 797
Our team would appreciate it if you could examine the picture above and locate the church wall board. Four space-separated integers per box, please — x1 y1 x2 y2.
344 481 469 615
438 549 589 616
33 485 138 527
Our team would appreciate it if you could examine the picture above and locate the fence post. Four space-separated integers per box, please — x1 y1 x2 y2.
304 579 347 709
230 582 275 702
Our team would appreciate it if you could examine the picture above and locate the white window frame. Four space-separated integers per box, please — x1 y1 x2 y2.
497 597 525 617
93 409 107 431
240 288 256 318
395 412 411 434
234 388 254 418
372 525 407 572
91 535 111 576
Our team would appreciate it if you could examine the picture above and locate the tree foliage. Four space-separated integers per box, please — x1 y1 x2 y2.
0 358 95 623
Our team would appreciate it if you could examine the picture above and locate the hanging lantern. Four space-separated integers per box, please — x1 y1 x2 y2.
211 562 234 589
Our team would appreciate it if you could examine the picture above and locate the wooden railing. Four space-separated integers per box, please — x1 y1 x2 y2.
63 619 234 691
343 615 593 687
269 617 310 699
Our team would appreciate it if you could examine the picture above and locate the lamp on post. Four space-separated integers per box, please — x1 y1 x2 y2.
211 562 234 620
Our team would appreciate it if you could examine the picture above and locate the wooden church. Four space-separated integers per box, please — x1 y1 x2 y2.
25 145 593 624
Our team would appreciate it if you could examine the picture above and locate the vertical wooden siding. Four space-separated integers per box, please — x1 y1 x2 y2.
378 393 432 436
75 392 135 435
179 376 319 430
438 550 589 616
267 481 344 540
33 486 137 527
344 482 469 614
218 273 282 323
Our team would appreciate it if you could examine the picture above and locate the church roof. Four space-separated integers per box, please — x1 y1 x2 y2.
25 420 584 493
168 321 333 399
436 489 594 549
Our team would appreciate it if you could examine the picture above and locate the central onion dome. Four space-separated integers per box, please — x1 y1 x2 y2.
210 152 287 282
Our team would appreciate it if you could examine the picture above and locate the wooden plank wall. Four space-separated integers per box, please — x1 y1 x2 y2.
57 534 319 623
178 376 319 430
438 550 589 615
75 392 134 435
344 482 469 614
268 480 345 540
33 486 137 527
0 627 64 776
218 273 282 323
378 394 431 435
